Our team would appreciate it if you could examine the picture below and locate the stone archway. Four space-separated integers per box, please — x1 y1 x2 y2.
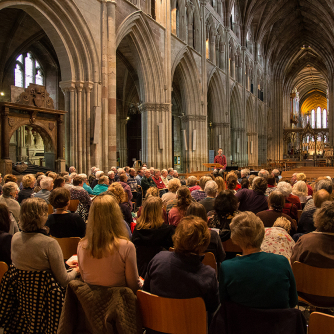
0 84 66 175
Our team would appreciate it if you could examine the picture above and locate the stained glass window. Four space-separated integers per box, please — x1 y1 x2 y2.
14 53 44 88
323 109 327 128
311 109 315 128
317 107 321 128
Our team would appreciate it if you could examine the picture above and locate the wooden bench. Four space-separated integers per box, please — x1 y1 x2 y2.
281 167 334 182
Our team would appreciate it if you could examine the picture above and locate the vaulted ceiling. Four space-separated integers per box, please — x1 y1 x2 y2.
236 0 332 111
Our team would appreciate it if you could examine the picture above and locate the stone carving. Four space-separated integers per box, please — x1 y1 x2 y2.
16 84 54 109
49 122 55 131
8 118 15 127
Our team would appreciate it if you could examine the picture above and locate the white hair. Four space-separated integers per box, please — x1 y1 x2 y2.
204 180 218 196
241 169 250 177
40 177 53 190
258 169 269 178
173 170 178 173
161 169 167 174
108 171 115 175
272 169 280 176
292 181 308 197
70 172 77 180
276 181 292 197
95 171 104 179
117 168 124 174
78 173 87 180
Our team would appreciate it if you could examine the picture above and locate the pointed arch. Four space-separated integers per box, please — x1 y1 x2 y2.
230 83 243 129
207 69 226 123
116 11 165 103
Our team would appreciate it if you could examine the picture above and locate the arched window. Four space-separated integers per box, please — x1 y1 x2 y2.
15 52 44 88
323 109 327 128
230 5 235 30
311 109 315 128
317 107 321 128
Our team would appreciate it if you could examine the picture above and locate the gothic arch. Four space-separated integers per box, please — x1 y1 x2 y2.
230 84 243 129
116 11 165 103
0 0 99 82
207 69 226 123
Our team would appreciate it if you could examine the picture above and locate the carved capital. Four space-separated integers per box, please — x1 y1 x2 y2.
138 103 170 113
181 115 207 123
76 81 85 92
84 81 94 93
212 122 230 128
59 80 76 93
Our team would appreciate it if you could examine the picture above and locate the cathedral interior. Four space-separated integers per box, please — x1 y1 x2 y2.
0 0 332 174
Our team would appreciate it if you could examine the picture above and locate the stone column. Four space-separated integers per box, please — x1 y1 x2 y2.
76 81 84 173
0 106 12 176
56 114 66 172
186 1 194 47
210 32 216 65
118 118 128 167
85 82 94 173
219 42 225 71
328 80 334 147
215 37 220 67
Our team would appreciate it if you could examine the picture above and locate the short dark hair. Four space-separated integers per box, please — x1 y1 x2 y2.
267 175 276 186
73 176 84 186
214 190 239 216
241 178 249 189
0 203 11 233
119 173 127 182
49 187 71 208
252 177 267 194
186 202 208 222
268 191 285 212
53 177 65 189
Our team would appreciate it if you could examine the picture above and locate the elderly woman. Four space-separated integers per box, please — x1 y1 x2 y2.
292 180 311 206
296 173 313 196
256 191 296 233
191 175 212 202
34 177 54 204
18 174 36 204
199 180 218 213
161 178 181 206
226 172 238 193
214 176 226 193
276 181 300 221
91 170 104 189
143 215 219 314
11 198 78 287
78 173 93 194
261 217 295 260
69 176 92 220
92 175 109 195
264 175 276 196
208 190 239 242
235 177 268 214
187 176 199 192
168 186 192 227
292 200 334 268
0 182 20 223
53 176 65 189
161 169 169 188
219 211 298 309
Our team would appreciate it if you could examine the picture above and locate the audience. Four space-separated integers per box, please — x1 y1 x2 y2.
292 181 310 206
240 178 249 190
168 186 192 227
191 175 211 202
214 176 226 193
143 216 220 314
186 202 226 265
235 177 268 214
265 175 276 196
276 181 299 221
77 195 141 293
0 203 14 265
18 174 36 204
186 175 199 192
0 182 20 223
53 176 65 189
261 217 295 260
161 178 181 206
296 173 313 196
79 173 93 194
11 198 78 287
46 188 86 238
118 173 133 206
92 175 109 195
199 180 218 213
303 178 332 213
34 177 54 204
141 169 157 198
226 172 238 193
132 197 174 277
219 211 298 309
70 176 92 220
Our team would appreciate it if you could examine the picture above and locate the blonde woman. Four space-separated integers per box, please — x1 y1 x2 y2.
18 174 36 204
161 178 181 206
214 176 226 194
132 197 174 277
107 182 132 225
77 195 141 292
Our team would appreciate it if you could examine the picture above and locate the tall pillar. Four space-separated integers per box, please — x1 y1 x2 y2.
186 1 194 47
56 114 66 172
85 82 94 173
0 106 12 176
76 82 84 173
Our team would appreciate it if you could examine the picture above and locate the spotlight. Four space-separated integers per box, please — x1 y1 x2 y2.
126 117 130 120
0 92 4 96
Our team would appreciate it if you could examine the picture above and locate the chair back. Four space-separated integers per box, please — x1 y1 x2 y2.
137 290 207 334
297 210 302 220
308 312 334 334
68 199 79 212
0 261 8 282
222 238 242 253
202 252 217 272
292 261 334 298
48 204 54 215
52 237 81 259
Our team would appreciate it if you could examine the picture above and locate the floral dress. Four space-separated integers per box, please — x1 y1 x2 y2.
261 227 295 260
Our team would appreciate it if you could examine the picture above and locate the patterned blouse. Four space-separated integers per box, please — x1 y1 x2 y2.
261 227 295 260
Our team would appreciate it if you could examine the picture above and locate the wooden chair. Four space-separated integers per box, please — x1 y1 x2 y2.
52 237 81 259
48 204 54 215
68 199 79 212
222 238 242 253
308 312 334 334
297 210 302 221
292 261 334 308
202 252 217 272
0 261 8 282
137 290 207 334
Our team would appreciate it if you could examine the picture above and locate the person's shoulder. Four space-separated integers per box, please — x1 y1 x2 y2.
119 238 135 250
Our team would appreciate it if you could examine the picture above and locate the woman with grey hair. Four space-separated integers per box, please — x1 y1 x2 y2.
79 173 93 194
219 211 298 309
34 177 54 204
292 181 311 206
199 180 218 213
276 181 300 221
0 182 20 223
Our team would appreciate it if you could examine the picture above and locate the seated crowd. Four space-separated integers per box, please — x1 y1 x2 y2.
0 165 333 332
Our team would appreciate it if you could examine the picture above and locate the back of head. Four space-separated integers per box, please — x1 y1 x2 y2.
296 173 307 182
108 182 126 203
186 202 208 222
145 187 159 198
137 196 164 229
314 189 331 208
187 176 198 187
204 180 218 196
272 169 280 177
252 177 267 194
241 178 249 189
314 201 334 233
248 175 256 188
20 197 48 232
230 211 265 249
292 181 308 197
215 176 226 192
85 195 129 258
4 174 17 184
214 190 239 216
168 178 181 193
267 175 276 187
276 181 292 197
199 176 212 190
273 216 291 233
98 175 109 185
54 177 65 189
226 172 237 190
95 171 104 179
22 174 36 188
0 203 11 233
73 176 84 186
176 186 192 211
315 179 332 194
48 172 57 180
49 187 71 209
3 182 18 197
40 177 53 190
258 169 269 178
268 191 285 212
119 173 127 182
173 216 210 255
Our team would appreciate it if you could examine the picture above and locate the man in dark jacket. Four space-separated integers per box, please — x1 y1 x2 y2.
141 170 157 198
